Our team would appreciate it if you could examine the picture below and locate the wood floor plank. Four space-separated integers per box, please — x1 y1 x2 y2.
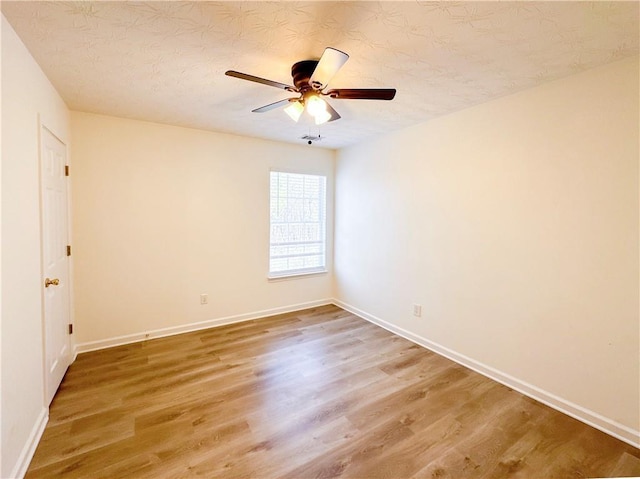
26 305 640 478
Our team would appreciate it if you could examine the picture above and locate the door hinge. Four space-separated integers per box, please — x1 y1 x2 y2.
68 324 73 335
67 245 71 256
65 165 69 176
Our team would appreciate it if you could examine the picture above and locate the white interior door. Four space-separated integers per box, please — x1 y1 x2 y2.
41 126 71 405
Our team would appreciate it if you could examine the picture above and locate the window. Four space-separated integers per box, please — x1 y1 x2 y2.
269 171 327 278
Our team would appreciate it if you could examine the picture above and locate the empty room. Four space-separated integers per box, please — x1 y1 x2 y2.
1 1 639 478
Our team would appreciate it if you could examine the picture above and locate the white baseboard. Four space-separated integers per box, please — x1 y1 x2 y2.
74 299 333 355
9 407 48 479
332 299 640 449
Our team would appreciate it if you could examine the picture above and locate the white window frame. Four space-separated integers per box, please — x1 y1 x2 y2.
268 169 327 279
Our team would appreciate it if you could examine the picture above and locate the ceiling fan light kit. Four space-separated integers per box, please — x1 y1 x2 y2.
313 108 332 126
283 100 304 122
226 47 396 130
283 95 330 125
306 95 324 116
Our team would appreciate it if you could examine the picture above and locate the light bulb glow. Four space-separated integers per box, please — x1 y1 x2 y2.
306 95 327 117
314 109 331 125
284 101 304 122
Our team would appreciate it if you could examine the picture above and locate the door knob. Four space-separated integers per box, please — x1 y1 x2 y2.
44 278 60 288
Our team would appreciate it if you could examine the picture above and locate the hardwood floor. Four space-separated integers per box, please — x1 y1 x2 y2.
27 305 640 478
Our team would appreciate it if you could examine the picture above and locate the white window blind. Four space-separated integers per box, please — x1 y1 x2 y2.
269 171 327 277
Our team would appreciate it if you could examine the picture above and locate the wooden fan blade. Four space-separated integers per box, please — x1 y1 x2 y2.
309 47 349 90
326 88 396 100
252 98 296 113
325 101 341 122
226 70 295 91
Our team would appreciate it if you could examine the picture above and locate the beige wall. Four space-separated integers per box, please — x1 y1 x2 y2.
1 14 71 478
334 56 639 441
70 112 335 346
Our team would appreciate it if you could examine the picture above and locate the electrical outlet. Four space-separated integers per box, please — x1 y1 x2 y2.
200 294 208 305
413 304 422 317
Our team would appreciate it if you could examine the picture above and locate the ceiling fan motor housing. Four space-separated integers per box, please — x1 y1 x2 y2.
291 60 319 91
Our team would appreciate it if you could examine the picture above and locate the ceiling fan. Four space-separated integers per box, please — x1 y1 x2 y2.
225 47 396 125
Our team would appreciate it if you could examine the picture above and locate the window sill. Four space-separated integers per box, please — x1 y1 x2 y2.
267 270 328 282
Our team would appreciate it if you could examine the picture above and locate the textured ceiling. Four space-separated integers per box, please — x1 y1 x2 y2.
2 1 638 149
